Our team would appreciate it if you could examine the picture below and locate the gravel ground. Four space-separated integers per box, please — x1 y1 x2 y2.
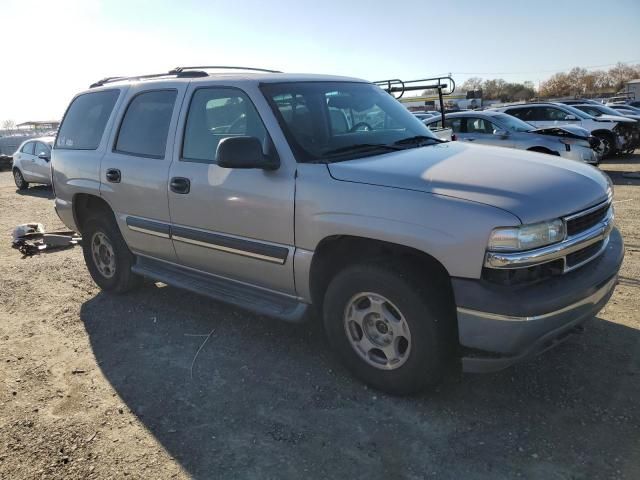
0 156 639 480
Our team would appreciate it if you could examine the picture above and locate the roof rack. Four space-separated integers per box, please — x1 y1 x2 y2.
89 65 282 88
170 65 282 74
374 76 456 125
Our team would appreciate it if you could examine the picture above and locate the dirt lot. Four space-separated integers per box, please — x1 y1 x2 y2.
0 156 639 480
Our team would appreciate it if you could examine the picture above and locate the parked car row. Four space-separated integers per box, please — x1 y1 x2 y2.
415 100 639 160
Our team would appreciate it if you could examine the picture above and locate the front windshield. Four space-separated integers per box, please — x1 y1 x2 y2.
492 113 533 132
261 82 439 163
595 105 632 116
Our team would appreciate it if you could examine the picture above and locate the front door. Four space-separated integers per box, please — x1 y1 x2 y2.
31 142 52 181
100 83 186 262
167 85 296 294
458 117 513 147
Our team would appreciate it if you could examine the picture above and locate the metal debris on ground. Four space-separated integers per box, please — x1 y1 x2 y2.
11 223 81 257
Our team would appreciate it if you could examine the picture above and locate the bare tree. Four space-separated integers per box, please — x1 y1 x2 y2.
1 119 16 133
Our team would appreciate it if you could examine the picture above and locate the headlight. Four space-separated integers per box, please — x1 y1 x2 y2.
488 219 565 252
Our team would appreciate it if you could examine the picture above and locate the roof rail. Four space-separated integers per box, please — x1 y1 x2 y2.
170 66 282 74
89 69 208 88
89 65 281 88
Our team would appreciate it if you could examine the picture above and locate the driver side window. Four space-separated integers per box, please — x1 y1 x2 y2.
182 88 267 163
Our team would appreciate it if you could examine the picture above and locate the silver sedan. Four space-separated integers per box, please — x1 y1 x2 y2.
424 110 601 164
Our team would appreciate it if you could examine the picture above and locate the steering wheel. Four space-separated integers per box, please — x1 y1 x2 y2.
349 121 373 132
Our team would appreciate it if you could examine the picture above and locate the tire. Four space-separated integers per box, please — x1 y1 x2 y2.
81 214 141 293
593 132 615 158
323 263 453 395
13 169 28 190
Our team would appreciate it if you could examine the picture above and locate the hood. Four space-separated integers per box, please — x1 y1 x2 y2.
327 142 610 224
531 125 590 139
594 114 637 124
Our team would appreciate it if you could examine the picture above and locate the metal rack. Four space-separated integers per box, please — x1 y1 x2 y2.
374 76 456 125
90 65 282 88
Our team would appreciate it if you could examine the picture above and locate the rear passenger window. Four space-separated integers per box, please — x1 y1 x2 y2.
182 88 267 163
21 142 35 154
56 90 120 150
115 90 177 158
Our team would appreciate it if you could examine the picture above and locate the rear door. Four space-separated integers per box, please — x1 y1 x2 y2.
16 141 36 180
167 83 296 294
100 83 187 262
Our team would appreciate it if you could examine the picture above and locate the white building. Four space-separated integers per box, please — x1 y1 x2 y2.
624 79 640 100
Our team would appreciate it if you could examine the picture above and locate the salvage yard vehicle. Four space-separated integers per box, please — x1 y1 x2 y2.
422 110 601 164
572 104 640 154
12 136 54 189
494 102 636 157
51 67 624 394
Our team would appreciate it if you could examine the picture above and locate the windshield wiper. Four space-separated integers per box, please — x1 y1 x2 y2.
323 143 404 157
393 135 443 146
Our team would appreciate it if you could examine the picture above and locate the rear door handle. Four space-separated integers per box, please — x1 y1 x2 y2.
170 177 190 194
105 168 121 183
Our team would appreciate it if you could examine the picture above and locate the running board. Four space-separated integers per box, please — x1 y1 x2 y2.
132 257 308 323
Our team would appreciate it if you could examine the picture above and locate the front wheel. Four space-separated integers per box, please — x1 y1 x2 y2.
81 215 141 293
13 169 28 190
593 132 615 157
323 263 452 395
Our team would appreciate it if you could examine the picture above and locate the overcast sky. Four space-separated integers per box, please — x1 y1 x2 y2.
2 0 639 123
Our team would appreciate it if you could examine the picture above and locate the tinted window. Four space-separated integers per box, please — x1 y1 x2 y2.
465 117 495 134
115 90 177 158
540 107 576 121
56 90 119 150
34 142 50 156
506 107 533 121
21 142 35 154
182 88 267 163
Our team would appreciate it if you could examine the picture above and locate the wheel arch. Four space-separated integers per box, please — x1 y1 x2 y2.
308 235 454 312
73 193 116 234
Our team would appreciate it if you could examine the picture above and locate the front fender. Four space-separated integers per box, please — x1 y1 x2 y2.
295 164 520 282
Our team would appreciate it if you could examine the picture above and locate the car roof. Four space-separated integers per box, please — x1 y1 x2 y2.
20 136 55 144
82 72 368 95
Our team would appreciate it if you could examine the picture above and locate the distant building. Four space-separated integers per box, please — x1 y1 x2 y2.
16 120 60 131
624 79 640 100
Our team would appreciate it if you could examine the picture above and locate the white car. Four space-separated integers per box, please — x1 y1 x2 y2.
493 102 636 156
12 136 54 189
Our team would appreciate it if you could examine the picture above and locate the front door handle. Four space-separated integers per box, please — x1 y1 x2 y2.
105 168 121 183
170 177 190 194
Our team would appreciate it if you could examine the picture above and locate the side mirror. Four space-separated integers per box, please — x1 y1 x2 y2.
494 129 509 137
565 115 577 121
38 153 51 162
216 136 279 170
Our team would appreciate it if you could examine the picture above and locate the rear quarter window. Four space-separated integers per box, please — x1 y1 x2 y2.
56 90 120 150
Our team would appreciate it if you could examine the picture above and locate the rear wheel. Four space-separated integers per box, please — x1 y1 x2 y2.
13 169 28 190
81 214 141 293
323 263 452 395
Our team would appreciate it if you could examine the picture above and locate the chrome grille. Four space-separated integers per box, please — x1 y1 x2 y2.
565 202 610 237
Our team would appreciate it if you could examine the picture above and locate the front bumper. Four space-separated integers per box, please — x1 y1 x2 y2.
453 227 624 373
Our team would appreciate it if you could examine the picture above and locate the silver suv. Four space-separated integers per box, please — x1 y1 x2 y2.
52 67 624 394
